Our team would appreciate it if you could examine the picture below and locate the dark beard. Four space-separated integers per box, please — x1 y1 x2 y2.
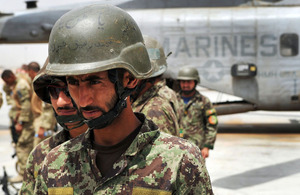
182 89 195 96
79 93 118 118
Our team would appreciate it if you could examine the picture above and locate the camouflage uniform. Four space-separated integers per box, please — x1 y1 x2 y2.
20 129 70 194
3 82 17 116
3 83 19 143
34 113 213 194
13 76 34 176
33 101 57 146
132 80 179 136
177 91 218 150
31 91 43 146
39 102 57 132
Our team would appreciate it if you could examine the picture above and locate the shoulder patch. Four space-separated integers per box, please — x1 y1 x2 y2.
132 187 171 195
208 115 218 125
48 187 73 195
205 108 216 116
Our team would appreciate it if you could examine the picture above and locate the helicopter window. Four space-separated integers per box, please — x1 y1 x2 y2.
280 33 298 57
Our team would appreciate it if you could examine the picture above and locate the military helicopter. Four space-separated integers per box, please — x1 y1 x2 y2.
1 0 300 115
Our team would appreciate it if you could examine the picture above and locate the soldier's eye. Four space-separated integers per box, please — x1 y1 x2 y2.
48 86 68 99
90 80 100 85
67 78 79 86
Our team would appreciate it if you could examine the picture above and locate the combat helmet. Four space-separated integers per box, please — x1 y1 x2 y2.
45 4 152 129
143 35 167 78
45 4 152 79
177 66 200 83
33 57 85 130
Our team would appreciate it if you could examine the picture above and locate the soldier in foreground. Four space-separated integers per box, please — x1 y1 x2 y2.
34 4 213 194
177 67 218 159
131 35 179 136
20 60 88 193
1 69 34 183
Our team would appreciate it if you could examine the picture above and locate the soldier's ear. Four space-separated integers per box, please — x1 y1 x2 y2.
123 71 138 89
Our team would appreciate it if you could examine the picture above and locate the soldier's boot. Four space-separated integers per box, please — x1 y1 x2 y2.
9 174 23 183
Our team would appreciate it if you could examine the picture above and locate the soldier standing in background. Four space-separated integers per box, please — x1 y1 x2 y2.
20 59 88 194
2 73 19 145
131 35 179 136
16 64 31 84
177 67 218 159
2 64 34 146
1 69 34 183
34 5 213 194
27 62 57 146
27 62 43 146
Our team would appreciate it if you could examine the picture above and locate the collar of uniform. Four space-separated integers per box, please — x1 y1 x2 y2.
49 129 70 149
132 79 165 107
82 113 160 155
154 79 165 89
124 113 160 157
157 79 175 100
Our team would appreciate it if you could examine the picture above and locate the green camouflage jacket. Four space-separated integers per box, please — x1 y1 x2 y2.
34 113 213 195
132 79 179 136
177 91 218 149
20 129 70 194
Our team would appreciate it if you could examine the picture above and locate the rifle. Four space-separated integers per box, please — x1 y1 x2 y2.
0 166 10 195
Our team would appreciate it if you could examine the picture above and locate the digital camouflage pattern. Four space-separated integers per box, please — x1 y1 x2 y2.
132 80 179 136
34 113 213 194
177 91 218 149
21 129 70 194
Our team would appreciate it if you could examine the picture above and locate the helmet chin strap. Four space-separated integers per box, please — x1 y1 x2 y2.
84 96 128 130
55 112 85 131
51 77 85 131
84 69 135 130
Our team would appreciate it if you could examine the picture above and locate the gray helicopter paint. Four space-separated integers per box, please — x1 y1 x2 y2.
130 6 300 110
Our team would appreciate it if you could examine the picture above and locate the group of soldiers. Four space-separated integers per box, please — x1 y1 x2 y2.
0 62 57 183
1 4 218 194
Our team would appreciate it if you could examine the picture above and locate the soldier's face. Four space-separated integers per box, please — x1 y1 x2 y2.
179 80 196 92
66 71 118 120
49 81 78 117
28 69 36 80
3 75 16 86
